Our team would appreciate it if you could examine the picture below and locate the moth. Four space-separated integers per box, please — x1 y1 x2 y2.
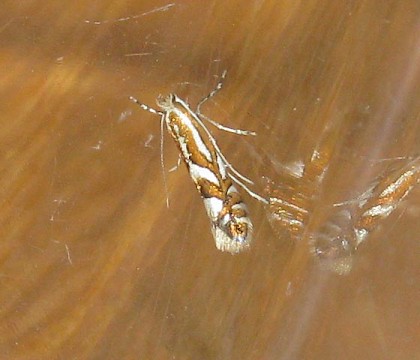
264 122 419 274
315 156 419 272
130 71 267 254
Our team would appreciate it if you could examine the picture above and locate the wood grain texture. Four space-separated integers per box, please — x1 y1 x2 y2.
0 1 419 359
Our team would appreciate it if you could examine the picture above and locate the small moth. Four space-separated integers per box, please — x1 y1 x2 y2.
312 156 419 274
130 71 267 254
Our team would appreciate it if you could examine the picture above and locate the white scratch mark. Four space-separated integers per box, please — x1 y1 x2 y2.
84 3 175 25
118 109 132 122
53 199 66 205
169 155 182 172
286 281 293 296
91 140 103 150
124 52 153 57
0 19 14 34
144 134 154 148
65 244 73 265
50 198 67 222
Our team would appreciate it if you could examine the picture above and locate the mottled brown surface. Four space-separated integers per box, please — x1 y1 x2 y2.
0 1 419 359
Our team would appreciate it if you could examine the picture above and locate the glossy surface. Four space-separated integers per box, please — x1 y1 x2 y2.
0 1 419 359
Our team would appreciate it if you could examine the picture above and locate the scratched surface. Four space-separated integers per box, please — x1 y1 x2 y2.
0 1 419 359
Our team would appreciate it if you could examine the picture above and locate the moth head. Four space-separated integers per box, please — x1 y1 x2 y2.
309 209 356 275
156 94 175 110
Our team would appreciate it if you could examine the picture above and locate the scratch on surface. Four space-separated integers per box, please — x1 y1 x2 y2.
0 19 14 34
65 244 73 265
118 109 132 123
50 198 67 222
84 3 176 25
55 56 64 64
91 140 103 150
144 134 154 148
124 52 153 57
286 281 293 296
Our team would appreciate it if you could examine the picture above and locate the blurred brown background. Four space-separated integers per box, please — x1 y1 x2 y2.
0 1 419 359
